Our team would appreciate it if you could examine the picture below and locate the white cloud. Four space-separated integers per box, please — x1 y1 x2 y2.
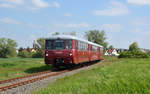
93 1 130 16
28 1 60 10
32 0 49 8
0 17 20 24
52 2 60 8
0 0 24 5
64 13 72 17
0 0 24 8
101 24 123 32
0 0 60 10
0 3 15 8
127 0 150 5
55 23 91 28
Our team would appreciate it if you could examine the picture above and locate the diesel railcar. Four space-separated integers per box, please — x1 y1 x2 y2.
44 35 103 67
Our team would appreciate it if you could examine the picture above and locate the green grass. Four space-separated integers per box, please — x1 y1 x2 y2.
0 57 52 80
34 57 150 94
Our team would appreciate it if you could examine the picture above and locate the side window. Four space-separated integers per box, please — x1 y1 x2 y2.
78 41 81 50
66 40 72 49
75 40 78 49
92 46 97 52
100 47 103 54
77 41 88 51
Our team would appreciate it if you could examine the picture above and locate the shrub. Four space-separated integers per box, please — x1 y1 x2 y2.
18 50 33 58
147 52 150 56
129 42 140 51
0 38 17 58
32 50 44 58
118 51 149 58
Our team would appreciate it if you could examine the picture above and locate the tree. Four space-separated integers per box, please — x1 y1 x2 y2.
0 38 17 58
27 46 30 52
85 30 108 48
70 31 76 36
33 38 45 58
109 45 114 49
52 32 59 35
36 38 45 50
18 47 23 52
129 42 140 51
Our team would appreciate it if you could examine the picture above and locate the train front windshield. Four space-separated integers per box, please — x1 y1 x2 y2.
46 39 72 50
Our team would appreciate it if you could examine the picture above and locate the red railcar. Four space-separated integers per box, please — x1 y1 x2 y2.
45 35 103 67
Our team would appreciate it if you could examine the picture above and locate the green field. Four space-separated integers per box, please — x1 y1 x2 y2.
34 57 150 94
0 58 52 80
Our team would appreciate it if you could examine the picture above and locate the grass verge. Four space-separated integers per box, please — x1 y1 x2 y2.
0 57 52 80
34 57 150 94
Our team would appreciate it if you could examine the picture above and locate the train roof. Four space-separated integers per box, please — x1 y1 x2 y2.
46 35 103 48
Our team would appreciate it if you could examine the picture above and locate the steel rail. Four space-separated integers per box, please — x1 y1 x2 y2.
0 70 51 84
0 70 68 91
0 61 101 92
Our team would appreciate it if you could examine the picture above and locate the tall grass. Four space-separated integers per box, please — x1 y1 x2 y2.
34 57 150 94
0 58 52 80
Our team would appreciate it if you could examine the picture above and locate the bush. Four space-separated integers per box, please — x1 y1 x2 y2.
18 50 33 58
0 38 17 58
147 52 150 56
118 51 149 58
32 50 44 58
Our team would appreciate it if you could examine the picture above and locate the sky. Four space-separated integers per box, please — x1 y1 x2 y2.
0 0 150 49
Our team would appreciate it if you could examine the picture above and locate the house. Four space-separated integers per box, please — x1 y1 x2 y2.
141 49 150 53
23 48 36 53
105 48 119 56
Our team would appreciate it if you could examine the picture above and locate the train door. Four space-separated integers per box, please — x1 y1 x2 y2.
74 40 78 64
98 47 100 60
100 47 103 59
77 41 83 63
88 44 92 61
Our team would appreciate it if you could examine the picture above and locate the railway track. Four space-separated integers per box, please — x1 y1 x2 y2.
0 69 69 92
0 61 100 92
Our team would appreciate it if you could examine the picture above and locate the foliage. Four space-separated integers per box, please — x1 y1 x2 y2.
35 57 150 94
52 32 60 35
108 45 114 49
118 42 149 58
85 30 108 48
31 38 45 58
129 42 140 51
0 58 52 80
0 38 17 58
18 47 23 52
147 52 150 56
18 38 45 58
18 50 33 58
69 31 76 36
36 38 45 50
32 50 44 58
52 31 76 36
118 51 149 58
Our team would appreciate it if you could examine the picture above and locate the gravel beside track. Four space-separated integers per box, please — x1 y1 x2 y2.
0 61 101 94
0 71 52 87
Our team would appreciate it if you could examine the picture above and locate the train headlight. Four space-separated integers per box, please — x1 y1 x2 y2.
69 53 72 56
46 54 48 56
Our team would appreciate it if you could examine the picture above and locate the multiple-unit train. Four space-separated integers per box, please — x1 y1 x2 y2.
44 35 104 67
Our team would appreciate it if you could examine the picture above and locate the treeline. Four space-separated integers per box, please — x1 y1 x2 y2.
119 42 150 58
0 37 45 58
0 30 108 58
18 38 45 58
0 38 17 58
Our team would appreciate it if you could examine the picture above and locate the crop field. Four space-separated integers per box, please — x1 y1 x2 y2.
34 57 150 94
0 58 52 80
